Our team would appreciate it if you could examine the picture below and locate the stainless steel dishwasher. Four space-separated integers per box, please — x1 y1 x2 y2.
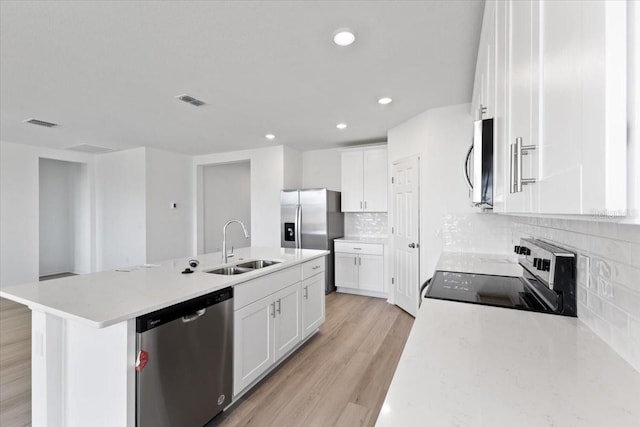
136 287 233 427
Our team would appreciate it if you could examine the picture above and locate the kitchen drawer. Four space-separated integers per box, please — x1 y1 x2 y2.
334 241 384 256
234 266 300 310
302 257 325 280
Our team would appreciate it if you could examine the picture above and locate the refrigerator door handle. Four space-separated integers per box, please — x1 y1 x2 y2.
295 204 302 249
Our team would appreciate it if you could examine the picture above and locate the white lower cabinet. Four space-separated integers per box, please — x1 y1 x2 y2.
357 254 384 292
335 241 385 296
273 283 302 361
233 259 326 397
302 273 325 339
233 295 274 394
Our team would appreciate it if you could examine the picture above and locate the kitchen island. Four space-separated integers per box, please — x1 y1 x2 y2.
376 252 640 426
0 247 328 427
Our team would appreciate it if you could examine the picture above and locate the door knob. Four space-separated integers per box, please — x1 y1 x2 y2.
408 243 416 248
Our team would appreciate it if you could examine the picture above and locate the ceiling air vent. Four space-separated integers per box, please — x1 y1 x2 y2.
23 118 58 128
175 94 206 107
66 144 114 154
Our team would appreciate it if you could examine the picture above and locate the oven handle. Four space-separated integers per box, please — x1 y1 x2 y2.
418 278 433 309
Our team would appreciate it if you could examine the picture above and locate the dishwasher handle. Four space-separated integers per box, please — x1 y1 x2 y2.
182 309 206 323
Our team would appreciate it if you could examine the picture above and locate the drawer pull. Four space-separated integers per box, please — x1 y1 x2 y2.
353 247 362 250
312 265 320 270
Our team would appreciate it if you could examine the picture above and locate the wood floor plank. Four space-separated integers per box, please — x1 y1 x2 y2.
210 293 414 427
335 402 371 427
0 298 31 427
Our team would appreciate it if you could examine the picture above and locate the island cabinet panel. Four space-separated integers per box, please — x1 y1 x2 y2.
232 258 327 398
233 295 275 395
302 270 325 339
273 283 302 361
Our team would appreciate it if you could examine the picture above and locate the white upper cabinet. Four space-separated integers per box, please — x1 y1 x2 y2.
484 0 628 215
341 147 388 212
504 0 540 213
537 0 627 214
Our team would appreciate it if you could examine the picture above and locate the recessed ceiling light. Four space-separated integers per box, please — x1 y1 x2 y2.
336 123 347 130
333 30 356 46
265 134 276 140
378 97 393 105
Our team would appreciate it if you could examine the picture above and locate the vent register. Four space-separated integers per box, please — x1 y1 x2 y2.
22 94 203 153
175 94 206 107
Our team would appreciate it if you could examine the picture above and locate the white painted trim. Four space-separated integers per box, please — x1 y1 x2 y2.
336 287 388 299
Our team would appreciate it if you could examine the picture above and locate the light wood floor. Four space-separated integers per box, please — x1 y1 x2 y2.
0 273 75 427
0 298 31 427
210 292 414 427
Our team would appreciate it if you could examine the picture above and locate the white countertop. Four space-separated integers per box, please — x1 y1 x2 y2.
0 247 327 329
335 236 388 244
377 253 640 426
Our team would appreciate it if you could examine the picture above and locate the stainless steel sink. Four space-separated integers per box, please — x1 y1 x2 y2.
206 260 280 275
236 260 281 269
207 266 253 275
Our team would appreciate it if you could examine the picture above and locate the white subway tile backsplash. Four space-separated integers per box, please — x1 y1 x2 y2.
458 214 640 372
344 212 388 238
441 213 513 255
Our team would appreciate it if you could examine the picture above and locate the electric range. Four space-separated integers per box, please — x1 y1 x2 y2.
424 238 577 317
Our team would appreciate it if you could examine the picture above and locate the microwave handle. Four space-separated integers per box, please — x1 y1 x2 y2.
463 143 474 191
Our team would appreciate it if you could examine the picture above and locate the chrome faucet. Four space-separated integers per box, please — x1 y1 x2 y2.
222 219 250 264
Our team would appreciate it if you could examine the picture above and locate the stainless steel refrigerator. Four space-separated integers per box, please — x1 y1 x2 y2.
281 189 344 293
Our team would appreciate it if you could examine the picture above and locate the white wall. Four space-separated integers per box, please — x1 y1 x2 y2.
388 103 494 284
301 148 342 191
629 0 640 218
0 141 95 287
95 148 146 271
194 145 285 251
145 148 193 263
283 146 302 190
39 159 84 276
201 161 251 253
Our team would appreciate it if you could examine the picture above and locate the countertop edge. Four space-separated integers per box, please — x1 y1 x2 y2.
1 249 329 329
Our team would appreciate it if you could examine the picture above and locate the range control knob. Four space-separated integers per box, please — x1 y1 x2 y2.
514 245 521 254
516 246 531 255
541 259 551 272
533 257 541 268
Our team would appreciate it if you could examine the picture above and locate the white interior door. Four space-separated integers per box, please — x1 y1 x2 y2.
392 156 420 317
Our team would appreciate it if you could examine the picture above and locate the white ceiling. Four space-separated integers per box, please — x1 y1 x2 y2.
0 0 484 155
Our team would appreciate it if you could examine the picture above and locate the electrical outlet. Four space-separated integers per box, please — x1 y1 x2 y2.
577 254 590 288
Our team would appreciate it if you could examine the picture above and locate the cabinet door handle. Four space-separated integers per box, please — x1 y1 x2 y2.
271 302 276 318
364 201 367 209
509 143 516 194
304 286 308 299
358 256 361 266
515 137 537 192
360 201 363 209
276 299 281 314
354 257 357 265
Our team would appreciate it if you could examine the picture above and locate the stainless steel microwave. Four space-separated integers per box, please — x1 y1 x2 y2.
464 118 493 207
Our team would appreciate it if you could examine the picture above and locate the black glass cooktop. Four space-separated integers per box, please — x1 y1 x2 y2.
424 270 554 313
